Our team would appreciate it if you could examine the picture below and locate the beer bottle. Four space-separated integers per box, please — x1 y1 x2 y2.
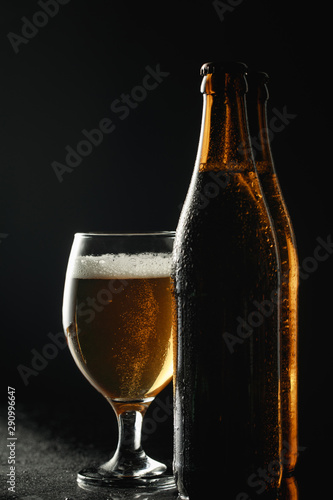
171 62 282 498
248 72 299 473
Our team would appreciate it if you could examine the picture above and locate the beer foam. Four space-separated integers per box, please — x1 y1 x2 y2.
71 252 172 279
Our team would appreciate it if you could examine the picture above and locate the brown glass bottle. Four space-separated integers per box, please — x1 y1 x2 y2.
171 62 282 498
248 72 299 473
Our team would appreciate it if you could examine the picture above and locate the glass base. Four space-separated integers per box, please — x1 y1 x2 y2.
77 465 176 491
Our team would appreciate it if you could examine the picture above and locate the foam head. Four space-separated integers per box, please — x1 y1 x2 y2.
71 252 172 279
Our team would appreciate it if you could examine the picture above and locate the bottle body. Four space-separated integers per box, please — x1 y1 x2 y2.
257 165 299 473
172 64 282 498
250 74 299 472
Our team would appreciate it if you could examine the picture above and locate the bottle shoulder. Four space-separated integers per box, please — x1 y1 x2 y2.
173 170 279 275
177 170 273 234
258 171 298 255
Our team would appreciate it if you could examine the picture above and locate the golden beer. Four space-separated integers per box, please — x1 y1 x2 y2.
63 252 173 401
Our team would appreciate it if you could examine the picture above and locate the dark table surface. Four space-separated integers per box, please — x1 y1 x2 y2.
0 392 330 500
0 391 178 500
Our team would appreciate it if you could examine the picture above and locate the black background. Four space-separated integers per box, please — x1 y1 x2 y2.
1 0 332 498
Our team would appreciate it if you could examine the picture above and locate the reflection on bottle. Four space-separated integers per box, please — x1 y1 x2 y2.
241 476 298 500
279 475 298 500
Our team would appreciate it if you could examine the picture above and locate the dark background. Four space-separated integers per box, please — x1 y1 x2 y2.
1 0 332 498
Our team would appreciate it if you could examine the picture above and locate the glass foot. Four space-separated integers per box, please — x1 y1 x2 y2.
77 465 176 491
98 447 167 477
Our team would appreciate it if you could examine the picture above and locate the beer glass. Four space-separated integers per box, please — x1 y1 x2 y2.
62 232 174 488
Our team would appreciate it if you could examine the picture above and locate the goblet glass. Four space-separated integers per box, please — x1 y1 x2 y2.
62 232 175 488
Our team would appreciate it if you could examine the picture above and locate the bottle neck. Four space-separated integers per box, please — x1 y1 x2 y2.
198 72 255 173
254 79 275 172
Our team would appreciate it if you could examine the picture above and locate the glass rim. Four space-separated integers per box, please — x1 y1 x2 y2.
74 231 175 238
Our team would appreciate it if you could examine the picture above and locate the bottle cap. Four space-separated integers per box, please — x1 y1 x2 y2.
200 61 248 95
256 71 269 84
247 71 270 101
200 61 248 76
248 71 269 84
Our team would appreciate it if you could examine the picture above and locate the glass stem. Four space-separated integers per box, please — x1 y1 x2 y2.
116 408 146 458
99 399 164 477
